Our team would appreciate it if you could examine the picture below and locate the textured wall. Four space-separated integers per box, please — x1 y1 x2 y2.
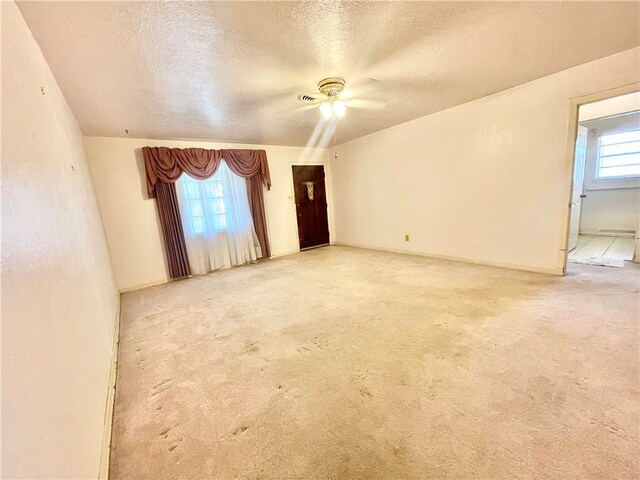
1 2 120 478
329 47 640 273
84 136 332 291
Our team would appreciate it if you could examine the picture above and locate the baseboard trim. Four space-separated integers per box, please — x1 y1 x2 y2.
99 305 122 480
119 279 168 293
300 243 330 251
334 242 560 276
270 242 336 259
269 249 301 259
579 229 635 238
118 256 296 292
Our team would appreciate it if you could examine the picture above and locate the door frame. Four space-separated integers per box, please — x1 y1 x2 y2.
558 82 640 274
288 161 334 253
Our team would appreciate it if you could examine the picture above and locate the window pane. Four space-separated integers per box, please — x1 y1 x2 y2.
204 181 218 198
600 130 640 146
186 182 199 200
598 164 640 178
597 129 640 178
217 215 227 230
190 201 203 217
191 217 204 234
203 178 224 198
599 152 640 168
601 141 640 157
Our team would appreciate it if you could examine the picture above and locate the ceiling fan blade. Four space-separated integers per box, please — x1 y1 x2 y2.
297 92 325 105
346 98 389 111
266 83 321 104
256 92 319 121
342 77 383 98
280 103 319 117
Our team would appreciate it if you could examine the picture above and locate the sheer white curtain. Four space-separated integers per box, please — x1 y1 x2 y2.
175 161 262 275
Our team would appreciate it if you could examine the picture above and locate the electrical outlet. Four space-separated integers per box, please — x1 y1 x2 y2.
405 234 410 241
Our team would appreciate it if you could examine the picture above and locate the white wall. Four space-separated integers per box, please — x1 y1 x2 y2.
580 188 639 232
579 112 640 233
84 136 331 291
579 91 640 122
329 47 640 273
1 2 120 478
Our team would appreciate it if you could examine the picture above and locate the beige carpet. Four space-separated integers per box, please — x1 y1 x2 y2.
110 246 639 479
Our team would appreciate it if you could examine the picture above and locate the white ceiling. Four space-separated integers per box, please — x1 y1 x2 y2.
17 1 640 147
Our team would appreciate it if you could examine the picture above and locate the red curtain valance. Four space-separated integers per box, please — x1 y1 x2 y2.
142 146 272 277
143 147 271 198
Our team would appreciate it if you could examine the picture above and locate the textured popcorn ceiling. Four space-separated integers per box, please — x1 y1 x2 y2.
17 1 640 147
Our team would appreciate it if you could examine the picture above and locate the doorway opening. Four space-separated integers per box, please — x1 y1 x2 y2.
292 165 330 250
566 91 640 270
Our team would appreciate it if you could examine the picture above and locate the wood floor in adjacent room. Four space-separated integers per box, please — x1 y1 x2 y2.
568 234 635 267
110 246 639 479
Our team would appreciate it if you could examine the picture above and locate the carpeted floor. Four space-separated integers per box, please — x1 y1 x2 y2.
110 246 639 479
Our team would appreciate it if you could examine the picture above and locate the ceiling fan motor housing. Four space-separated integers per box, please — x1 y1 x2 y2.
318 77 345 97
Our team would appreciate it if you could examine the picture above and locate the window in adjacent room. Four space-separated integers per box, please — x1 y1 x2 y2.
596 129 640 178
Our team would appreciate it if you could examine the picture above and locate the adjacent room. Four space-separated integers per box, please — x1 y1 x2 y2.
2 1 639 479
567 92 640 268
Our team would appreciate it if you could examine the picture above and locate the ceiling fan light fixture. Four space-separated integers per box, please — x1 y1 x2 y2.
319 101 332 119
333 100 346 117
318 77 345 97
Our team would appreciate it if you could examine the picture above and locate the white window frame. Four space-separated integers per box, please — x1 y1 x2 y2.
594 129 640 180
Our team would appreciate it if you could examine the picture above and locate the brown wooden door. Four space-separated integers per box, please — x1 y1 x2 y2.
292 165 330 250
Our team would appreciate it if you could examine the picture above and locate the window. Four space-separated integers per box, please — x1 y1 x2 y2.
174 162 260 273
178 172 227 235
596 129 640 179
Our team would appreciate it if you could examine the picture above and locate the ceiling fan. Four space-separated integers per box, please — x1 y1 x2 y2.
298 77 350 118
298 76 391 118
